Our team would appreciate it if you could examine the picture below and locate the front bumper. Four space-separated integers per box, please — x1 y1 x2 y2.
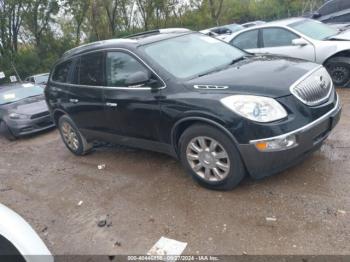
238 95 342 179
7 115 55 137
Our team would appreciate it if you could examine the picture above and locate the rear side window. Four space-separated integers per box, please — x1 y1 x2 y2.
106 52 150 87
52 60 72 83
78 52 105 86
231 30 259 49
262 28 298 47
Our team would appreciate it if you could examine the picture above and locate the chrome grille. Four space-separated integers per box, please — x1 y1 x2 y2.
290 67 333 106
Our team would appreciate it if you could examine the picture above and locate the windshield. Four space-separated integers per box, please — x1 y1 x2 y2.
0 84 43 105
142 33 245 79
289 19 339 40
35 74 49 84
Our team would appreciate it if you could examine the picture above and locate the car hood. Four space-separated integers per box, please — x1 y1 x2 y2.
329 30 350 40
185 55 319 98
4 95 49 116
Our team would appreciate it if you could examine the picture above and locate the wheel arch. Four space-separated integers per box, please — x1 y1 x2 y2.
171 117 240 157
52 109 67 126
323 50 350 66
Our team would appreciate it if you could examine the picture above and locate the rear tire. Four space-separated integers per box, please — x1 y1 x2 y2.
325 56 350 88
58 115 93 156
179 124 246 190
0 121 16 141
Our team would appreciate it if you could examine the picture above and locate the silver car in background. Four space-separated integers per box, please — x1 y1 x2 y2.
225 18 350 87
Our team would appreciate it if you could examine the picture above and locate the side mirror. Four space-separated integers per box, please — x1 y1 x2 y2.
125 71 151 86
292 38 309 47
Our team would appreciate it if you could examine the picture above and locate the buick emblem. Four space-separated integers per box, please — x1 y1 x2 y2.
319 76 327 89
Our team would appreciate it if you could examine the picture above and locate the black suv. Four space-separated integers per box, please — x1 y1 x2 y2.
45 29 341 190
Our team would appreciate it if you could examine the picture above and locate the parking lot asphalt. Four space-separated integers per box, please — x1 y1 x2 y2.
0 89 349 256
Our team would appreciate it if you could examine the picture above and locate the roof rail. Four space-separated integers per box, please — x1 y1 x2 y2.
125 28 191 39
125 30 161 39
62 39 136 57
63 41 104 57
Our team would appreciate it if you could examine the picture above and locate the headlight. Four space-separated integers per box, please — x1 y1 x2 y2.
220 95 287 122
9 113 29 120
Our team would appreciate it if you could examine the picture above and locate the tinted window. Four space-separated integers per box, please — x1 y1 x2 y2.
262 28 298 47
79 52 104 86
318 0 350 15
231 30 259 49
106 52 151 87
52 60 72 83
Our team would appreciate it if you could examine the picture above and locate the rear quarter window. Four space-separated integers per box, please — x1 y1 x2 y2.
231 30 259 49
52 60 72 83
78 52 105 86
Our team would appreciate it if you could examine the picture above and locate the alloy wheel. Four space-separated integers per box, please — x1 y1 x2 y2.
329 66 349 85
61 122 80 151
186 136 230 182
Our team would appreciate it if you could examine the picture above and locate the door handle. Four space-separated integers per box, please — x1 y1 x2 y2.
106 102 118 107
69 98 79 103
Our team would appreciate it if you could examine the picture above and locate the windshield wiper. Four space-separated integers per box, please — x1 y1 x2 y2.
229 55 249 65
197 65 228 77
196 55 250 78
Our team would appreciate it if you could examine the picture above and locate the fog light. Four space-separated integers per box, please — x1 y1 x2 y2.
252 134 298 152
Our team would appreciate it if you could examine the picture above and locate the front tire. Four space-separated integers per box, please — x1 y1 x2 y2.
325 57 350 88
58 115 93 156
179 124 246 190
0 121 16 141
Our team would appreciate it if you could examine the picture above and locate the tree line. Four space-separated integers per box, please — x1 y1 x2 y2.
0 0 324 80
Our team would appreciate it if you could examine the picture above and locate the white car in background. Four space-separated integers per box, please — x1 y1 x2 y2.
225 18 350 87
0 203 53 262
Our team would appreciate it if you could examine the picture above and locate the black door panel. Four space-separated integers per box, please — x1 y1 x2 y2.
66 86 106 137
103 51 163 141
66 52 106 139
103 88 162 141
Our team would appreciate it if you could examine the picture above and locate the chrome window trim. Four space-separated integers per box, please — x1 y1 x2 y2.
194 85 229 90
50 48 167 91
289 65 333 106
249 93 340 144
